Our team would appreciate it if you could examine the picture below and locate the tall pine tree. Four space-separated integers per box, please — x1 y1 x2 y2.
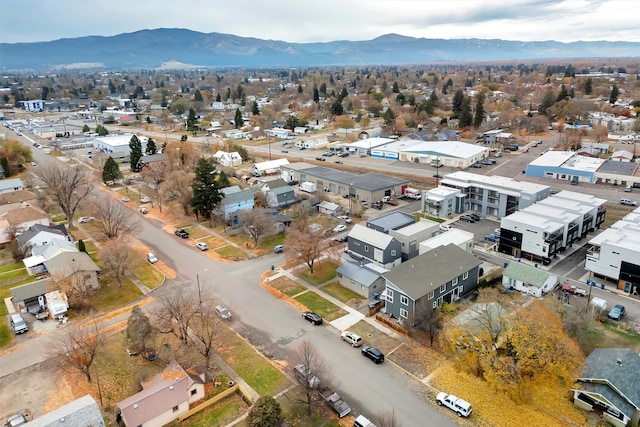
129 136 143 172
146 138 157 155
234 108 244 129
459 96 473 128
102 156 122 184
191 158 224 222
452 89 464 117
473 93 485 128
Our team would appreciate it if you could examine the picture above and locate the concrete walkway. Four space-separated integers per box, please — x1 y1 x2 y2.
268 268 403 339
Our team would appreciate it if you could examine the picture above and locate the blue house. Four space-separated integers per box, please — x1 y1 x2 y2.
220 189 254 226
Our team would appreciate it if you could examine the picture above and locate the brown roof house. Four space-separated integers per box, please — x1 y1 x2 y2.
0 206 50 244
117 361 205 427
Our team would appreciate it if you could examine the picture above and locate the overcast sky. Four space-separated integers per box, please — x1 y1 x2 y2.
0 0 636 44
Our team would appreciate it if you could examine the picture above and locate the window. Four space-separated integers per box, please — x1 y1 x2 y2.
400 295 409 305
400 308 408 319
387 289 394 303
364 245 369 252
452 277 458 286
440 284 446 292
391 250 397 256
191 389 197 396
428 290 434 300
173 405 179 413
432 301 437 309
463 272 469 280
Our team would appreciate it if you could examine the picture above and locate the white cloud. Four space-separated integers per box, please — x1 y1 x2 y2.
0 0 634 44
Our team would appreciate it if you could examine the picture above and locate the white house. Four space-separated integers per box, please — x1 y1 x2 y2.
251 158 289 177
0 178 24 194
213 151 242 167
502 261 558 297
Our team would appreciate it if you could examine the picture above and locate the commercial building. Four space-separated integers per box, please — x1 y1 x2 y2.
526 151 604 184
92 134 149 162
399 141 489 168
439 171 550 218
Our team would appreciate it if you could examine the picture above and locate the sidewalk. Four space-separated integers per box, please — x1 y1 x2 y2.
268 267 403 340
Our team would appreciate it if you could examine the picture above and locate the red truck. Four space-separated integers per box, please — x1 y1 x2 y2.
562 285 587 296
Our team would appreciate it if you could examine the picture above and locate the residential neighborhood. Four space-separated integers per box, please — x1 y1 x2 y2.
1 46 640 427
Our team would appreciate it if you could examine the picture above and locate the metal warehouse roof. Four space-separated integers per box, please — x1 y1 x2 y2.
597 159 639 175
300 166 409 191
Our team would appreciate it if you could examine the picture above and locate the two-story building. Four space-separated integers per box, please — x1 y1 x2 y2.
382 244 481 323
346 224 402 269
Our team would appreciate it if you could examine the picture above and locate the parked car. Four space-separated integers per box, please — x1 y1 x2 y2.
5 413 28 427
333 224 347 233
314 156 326 161
78 216 93 223
331 235 348 243
440 224 453 232
608 304 626 320
215 304 232 320
175 229 189 238
494 152 502 157
121 196 130 202
371 202 382 210
274 244 284 254
146 253 158 264
368 299 383 309
334 160 343 164
468 213 481 221
139 207 148 214
9 313 28 335
287 180 299 186
561 284 587 296
436 392 473 418
302 311 323 325
338 152 349 157
620 198 637 206
361 346 384 364
337 215 352 223
140 196 151 203
460 215 475 223
196 242 209 251
340 331 363 347
484 233 500 243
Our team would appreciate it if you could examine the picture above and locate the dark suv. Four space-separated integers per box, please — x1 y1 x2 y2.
362 346 384 364
175 229 189 238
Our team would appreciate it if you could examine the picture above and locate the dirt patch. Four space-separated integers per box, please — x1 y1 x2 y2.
387 343 445 381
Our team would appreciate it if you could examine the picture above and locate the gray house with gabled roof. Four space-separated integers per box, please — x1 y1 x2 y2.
347 224 402 269
571 348 640 427
336 253 388 300
220 189 254 224
366 211 415 234
266 186 296 208
27 394 104 427
382 244 481 323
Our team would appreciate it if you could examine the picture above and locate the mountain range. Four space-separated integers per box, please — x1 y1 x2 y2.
1 28 638 71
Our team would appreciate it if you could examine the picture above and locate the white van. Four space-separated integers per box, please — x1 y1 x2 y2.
10 313 28 334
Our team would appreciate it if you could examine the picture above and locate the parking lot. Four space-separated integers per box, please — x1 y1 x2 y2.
450 215 502 246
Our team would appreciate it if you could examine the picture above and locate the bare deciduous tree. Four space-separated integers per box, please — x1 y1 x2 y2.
48 258 97 304
91 195 140 239
38 163 93 228
290 340 330 415
466 288 510 350
101 238 131 287
409 299 442 347
165 170 194 215
189 302 223 382
285 213 332 273
240 208 276 246
141 160 170 212
376 409 402 427
55 320 103 382
155 288 198 345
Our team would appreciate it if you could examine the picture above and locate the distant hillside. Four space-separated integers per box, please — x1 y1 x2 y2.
1 28 638 70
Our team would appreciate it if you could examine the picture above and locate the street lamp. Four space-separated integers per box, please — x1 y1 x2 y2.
196 269 208 311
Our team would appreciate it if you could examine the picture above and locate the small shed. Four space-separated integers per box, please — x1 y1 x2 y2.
318 201 342 216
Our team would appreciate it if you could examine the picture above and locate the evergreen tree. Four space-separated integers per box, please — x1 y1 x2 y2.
383 107 396 125
429 91 438 103
234 108 244 129
186 108 198 134
609 84 619 104
319 82 327 95
584 78 593 95
330 99 343 116
82 124 90 133
217 170 230 188
313 86 320 103
191 157 224 220
215 92 221 102
96 125 108 136
77 239 86 253
446 78 453 88
247 396 283 427
252 101 260 115
193 89 203 102
392 81 400 93
473 93 485 128
539 89 556 116
452 89 464 117
129 136 143 172
1 157 10 177
459 96 473 128
297 84 303 94
102 156 122 183
146 138 157 155
556 84 568 102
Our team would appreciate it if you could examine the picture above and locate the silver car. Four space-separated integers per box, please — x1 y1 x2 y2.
215 305 231 320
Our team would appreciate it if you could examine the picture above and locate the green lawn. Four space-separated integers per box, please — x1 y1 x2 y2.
176 394 248 427
215 245 248 260
217 329 290 396
51 214 67 222
130 257 165 289
92 278 143 311
322 282 365 303
0 262 25 274
0 267 30 282
182 226 210 240
0 283 13 347
298 261 338 285
258 233 285 251
294 291 347 321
